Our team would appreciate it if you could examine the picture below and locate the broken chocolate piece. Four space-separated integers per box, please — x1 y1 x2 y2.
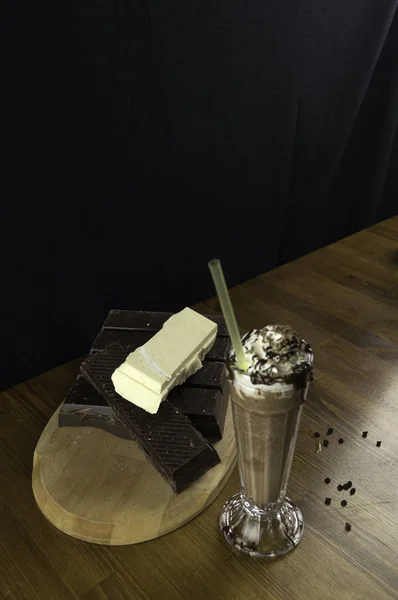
376 441 382 447
362 431 368 438
94 321 230 363
80 343 221 493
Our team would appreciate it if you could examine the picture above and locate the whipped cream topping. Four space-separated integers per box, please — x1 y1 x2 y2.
230 325 313 387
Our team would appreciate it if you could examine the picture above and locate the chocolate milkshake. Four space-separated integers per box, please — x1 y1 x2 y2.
220 325 313 558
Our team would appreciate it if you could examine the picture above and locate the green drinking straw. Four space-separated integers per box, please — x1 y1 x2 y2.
208 258 248 371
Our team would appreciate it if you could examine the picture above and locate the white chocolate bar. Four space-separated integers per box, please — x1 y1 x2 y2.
111 308 217 413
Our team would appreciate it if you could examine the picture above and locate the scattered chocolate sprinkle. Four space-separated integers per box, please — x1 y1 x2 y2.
341 500 347 507
314 432 320 438
337 484 343 491
376 441 382 447
338 438 344 444
325 498 331 505
345 522 351 532
324 477 331 484
343 481 352 490
327 427 333 435
362 431 368 438
350 488 356 496
322 439 329 448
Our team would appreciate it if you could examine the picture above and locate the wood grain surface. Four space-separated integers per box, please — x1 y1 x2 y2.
1 216 398 599
32 403 236 545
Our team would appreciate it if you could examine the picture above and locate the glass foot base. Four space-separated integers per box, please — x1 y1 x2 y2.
220 494 304 558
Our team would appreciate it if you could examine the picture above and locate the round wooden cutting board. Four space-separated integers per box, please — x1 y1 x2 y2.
32 404 236 545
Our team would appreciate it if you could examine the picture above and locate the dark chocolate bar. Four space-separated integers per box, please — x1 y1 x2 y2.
92 327 230 362
169 387 228 442
103 309 230 337
59 377 133 440
60 367 227 442
184 361 226 388
102 310 174 331
80 343 221 493
92 329 154 353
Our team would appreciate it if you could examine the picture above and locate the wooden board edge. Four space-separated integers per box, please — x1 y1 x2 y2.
32 449 237 545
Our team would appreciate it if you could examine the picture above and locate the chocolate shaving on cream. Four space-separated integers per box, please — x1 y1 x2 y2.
230 325 313 387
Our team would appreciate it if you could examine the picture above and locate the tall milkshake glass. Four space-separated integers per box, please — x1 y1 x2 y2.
220 325 313 558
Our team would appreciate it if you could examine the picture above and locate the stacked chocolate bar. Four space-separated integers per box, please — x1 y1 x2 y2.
59 310 231 493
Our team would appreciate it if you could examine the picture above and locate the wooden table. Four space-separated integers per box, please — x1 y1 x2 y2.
1 217 398 600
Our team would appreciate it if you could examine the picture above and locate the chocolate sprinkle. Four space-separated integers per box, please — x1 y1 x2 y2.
343 481 352 490
325 498 331 505
345 522 352 532
314 432 320 438
337 484 343 491
376 441 382 447
350 488 356 496
338 438 344 444
341 500 347 507
362 431 368 438
324 477 331 484
327 427 334 435
322 439 329 447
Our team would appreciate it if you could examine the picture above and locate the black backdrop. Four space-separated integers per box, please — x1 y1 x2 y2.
3 0 398 389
